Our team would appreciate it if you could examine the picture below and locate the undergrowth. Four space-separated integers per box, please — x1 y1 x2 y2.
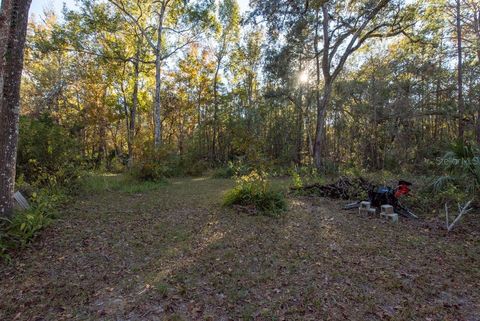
223 171 287 217
0 187 68 261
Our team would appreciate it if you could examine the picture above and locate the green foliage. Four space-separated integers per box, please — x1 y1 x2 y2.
184 159 210 177
133 145 183 181
212 165 236 178
212 160 252 178
17 115 82 188
291 171 302 188
223 171 287 216
433 142 479 200
0 188 67 261
132 145 213 181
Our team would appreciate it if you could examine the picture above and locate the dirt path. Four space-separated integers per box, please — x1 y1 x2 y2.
1 178 479 321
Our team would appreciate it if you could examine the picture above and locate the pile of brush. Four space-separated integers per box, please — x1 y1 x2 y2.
291 176 373 200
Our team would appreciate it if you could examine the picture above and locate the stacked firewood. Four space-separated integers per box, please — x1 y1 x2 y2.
291 176 373 200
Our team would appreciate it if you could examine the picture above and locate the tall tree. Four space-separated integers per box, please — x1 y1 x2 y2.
456 0 465 142
252 0 415 169
211 0 240 160
0 0 33 217
311 0 412 169
107 0 212 148
462 0 480 144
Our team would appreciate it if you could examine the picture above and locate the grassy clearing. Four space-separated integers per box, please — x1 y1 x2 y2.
80 172 167 194
0 176 479 320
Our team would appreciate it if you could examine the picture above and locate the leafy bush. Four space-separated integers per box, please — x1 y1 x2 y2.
212 159 259 179
133 144 211 181
184 160 210 177
291 171 303 188
17 115 82 187
0 187 67 261
434 142 480 195
212 161 238 178
212 166 235 178
132 145 181 181
223 171 287 216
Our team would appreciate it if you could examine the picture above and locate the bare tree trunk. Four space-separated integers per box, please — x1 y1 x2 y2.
313 5 330 170
212 61 221 161
0 0 32 217
313 83 332 169
473 5 480 145
456 0 465 142
153 4 166 148
295 90 303 164
128 44 141 168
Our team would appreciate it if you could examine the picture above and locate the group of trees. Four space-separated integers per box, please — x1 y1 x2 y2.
1 0 480 215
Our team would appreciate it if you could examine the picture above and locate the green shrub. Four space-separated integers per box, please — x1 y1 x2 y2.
291 171 303 188
17 115 82 187
213 159 260 179
212 166 235 178
212 161 237 178
4 208 51 247
0 187 67 261
184 160 209 177
435 142 480 195
132 145 178 181
223 171 287 216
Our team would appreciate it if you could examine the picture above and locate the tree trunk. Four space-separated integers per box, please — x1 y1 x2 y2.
313 5 330 170
153 5 166 148
474 6 480 145
0 0 32 217
128 44 141 168
295 97 303 164
212 58 221 161
456 0 465 142
313 83 333 169
477 113 480 145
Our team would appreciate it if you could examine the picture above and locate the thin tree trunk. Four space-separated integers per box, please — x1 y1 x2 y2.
313 5 330 170
128 43 141 168
0 0 32 217
456 0 465 142
295 90 304 164
212 57 222 161
153 4 166 148
314 83 333 169
473 6 480 145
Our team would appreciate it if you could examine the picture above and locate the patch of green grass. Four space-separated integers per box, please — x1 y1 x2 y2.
80 173 166 194
224 187 287 216
153 282 169 297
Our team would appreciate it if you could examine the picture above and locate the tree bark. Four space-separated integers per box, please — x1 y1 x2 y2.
456 0 465 142
473 5 480 145
128 42 141 168
0 0 32 217
212 60 221 161
153 3 166 148
313 5 330 170
313 83 332 169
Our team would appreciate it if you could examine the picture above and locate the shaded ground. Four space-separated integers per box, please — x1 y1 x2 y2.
1 177 479 321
